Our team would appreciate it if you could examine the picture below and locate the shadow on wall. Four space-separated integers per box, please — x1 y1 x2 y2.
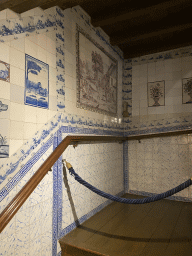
62 162 80 227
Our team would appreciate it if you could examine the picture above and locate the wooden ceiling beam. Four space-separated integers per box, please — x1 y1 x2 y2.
122 36 192 59
0 0 93 12
110 22 192 46
92 0 192 28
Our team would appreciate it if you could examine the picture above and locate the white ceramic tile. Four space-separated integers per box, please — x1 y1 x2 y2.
11 38 25 53
24 122 37 140
0 118 10 138
37 34 47 50
1 234 15 255
15 226 30 253
10 66 25 87
164 59 173 73
47 52 56 68
10 84 24 104
0 80 10 100
24 105 37 123
1 215 15 240
49 96 57 111
65 74 76 90
9 139 24 157
172 58 181 71
0 42 9 63
10 47 25 70
25 38 38 59
47 37 56 55
37 46 47 63
10 120 24 140
0 9 6 20
10 102 24 122
15 208 30 232
36 108 48 124
6 9 20 19
65 87 76 103
29 237 41 256
156 61 165 74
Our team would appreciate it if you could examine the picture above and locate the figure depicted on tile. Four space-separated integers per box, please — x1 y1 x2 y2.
25 54 49 109
148 81 165 107
182 77 192 104
0 134 9 158
0 100 8 112
0 60 10 82
76 25 118 116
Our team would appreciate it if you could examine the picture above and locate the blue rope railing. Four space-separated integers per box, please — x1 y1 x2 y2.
64 161 192 204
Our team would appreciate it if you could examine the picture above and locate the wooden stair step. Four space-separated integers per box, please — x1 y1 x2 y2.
60 242 108 256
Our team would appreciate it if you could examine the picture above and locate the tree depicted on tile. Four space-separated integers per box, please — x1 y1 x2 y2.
0 134 9 158
148 81 165 107
0 60 10 82
25 54 49 109
183 77 192 104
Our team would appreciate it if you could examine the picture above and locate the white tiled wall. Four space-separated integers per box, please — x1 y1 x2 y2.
0 5 124 256
132 56 192 118
62 138 124 231
0 147 53 256
0 32 57 159
128 134 192 199
63 8 123 123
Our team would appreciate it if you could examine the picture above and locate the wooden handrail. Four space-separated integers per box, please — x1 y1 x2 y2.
0 135 126 233
1 128 192 232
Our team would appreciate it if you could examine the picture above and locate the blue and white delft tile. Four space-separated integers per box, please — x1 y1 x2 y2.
0 19 13 42
9 18 26 40
0 113 61 189
34 15 49 34
22 16 36 37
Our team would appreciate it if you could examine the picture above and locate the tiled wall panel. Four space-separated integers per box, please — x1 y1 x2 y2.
128 134 192 202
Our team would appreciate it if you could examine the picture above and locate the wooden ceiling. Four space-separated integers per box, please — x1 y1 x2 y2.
1 0 192 58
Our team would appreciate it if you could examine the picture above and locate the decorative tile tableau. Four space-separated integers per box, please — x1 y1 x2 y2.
25 54 49 109
76 25 118 116
0 60 10 82
182 77 192 104
148 80 165 107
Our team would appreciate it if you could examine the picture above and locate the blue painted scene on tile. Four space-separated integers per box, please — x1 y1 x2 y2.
0 60 10 82
25 54 49 109
0 100 8 112
0 134 9 158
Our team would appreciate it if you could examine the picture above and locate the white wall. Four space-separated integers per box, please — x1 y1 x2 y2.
128 134 192 201
0 5 124 256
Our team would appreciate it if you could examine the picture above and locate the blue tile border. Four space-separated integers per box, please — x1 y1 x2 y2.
129 190 192 203
0 136 54 202
52 133 58 256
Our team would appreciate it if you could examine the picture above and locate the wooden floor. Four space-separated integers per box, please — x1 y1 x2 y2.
59 193 192 256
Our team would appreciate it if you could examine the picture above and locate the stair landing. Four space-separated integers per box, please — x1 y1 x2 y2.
60 193 192 256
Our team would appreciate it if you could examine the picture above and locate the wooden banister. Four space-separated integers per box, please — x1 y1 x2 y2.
0 135 126 233
1 128 192 232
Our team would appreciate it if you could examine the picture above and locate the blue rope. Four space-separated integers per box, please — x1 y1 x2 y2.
68 167 192 204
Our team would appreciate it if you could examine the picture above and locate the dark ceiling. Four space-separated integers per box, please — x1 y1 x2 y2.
1 0 192 58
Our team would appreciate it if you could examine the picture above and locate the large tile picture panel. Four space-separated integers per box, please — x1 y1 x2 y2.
76 25 118 116
148 80 165 107
25 54 49 109
182 77 192 104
